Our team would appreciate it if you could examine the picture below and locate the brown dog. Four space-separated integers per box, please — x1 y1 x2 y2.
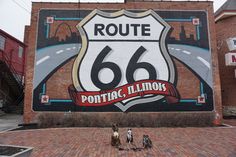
143 135 152 148
111 123 121 147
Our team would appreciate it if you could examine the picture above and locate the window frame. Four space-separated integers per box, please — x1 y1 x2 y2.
0 35 6 51
18 46 23 58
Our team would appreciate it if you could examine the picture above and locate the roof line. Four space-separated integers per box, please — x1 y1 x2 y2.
215 11 236 22
0 29 26 46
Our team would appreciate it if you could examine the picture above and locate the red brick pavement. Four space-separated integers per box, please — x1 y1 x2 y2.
0 127 236 157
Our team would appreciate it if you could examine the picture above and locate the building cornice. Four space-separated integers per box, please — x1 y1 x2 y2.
215 10 236 22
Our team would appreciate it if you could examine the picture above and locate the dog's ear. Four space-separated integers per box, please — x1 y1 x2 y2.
112 123 118 132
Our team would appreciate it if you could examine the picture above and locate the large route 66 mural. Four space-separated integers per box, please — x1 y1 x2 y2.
33 9 214 112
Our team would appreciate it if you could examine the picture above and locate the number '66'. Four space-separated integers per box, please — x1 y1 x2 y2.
91 46 157 90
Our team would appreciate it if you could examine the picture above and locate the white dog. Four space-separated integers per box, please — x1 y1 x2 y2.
126 128 133 143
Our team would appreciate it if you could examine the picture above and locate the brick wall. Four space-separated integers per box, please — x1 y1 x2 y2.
216 16 236 116
23 1 222 125
0 32 26 76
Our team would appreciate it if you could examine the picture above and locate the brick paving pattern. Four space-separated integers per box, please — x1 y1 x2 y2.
0 126 236 157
